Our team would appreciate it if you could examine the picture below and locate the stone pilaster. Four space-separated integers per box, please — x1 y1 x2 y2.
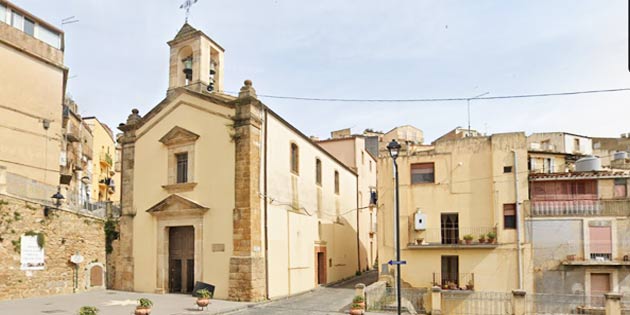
111 109 141 291
228 80 266 301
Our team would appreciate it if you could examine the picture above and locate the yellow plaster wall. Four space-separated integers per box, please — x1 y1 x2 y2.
0 41 63 188
131 93 235 298
265 113 359 298
84 118 119 203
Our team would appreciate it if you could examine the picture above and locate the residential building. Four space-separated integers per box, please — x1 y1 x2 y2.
593 134 630 169
383 125 424 147
318 131 379 272
0 1 105 300
528 132 593 173
432 126 482 143
377 132 533 293
362 129 384 158
112 23 365 301
525 169 630 305
83 117 120 204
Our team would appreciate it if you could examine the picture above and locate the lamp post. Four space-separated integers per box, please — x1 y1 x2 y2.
387 139 402 315
45 186 65 217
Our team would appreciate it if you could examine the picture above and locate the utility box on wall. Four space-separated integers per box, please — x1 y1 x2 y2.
414 210 426 231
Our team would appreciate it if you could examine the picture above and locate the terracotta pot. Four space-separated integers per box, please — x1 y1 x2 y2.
464 239 472 245
196 298 210 307
349 308 363 315
478 239 485 244
488 238 496 244
134 307 151 315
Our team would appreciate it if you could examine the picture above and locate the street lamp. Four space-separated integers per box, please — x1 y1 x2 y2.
386 139 402 315
51 186 65 207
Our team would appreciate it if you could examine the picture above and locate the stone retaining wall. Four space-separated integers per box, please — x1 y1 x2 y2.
0 194 105 300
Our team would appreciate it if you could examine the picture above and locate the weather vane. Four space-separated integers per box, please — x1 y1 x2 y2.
180 0 198 23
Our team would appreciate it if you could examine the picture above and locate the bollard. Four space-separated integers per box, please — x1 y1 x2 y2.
431 286 442 315
511 290 526 315
605 292 622 315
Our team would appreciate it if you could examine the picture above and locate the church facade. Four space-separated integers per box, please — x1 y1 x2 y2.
112 24 368 301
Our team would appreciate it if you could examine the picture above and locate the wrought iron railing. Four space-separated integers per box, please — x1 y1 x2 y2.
412 227 497 245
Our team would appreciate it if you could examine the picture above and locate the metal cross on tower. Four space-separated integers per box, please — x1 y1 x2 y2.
180 0 198 23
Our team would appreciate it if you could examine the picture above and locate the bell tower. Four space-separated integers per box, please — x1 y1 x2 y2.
167 23 225 93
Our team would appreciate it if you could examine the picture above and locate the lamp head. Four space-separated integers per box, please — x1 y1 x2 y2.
387 139 402 160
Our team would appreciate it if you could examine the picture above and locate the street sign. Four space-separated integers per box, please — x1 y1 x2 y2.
388 260 407 265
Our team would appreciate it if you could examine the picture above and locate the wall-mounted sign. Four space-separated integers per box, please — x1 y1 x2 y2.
70 253 84 265
20 235 44 270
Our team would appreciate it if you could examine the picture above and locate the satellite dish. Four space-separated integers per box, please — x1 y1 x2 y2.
70 253 84 265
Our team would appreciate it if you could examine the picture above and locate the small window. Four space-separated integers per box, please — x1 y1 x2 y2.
11 11 23 30
411 163 435 184
24 18 35 36
290 143 299 174
503 204 516 229
176 153 188 183
614 179 627 198
574 138 580 151
503 166 513 173
37 25 61 49
369 160 372 172
361 151 365 165
0 4 6 24
315 159 322 186
334 171 339 195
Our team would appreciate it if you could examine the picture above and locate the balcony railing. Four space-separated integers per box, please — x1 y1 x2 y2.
100 152 113 166
525 199 630 217
412 227 497 246
432 273 475 291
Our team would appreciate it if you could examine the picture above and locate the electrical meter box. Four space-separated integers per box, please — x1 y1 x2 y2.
414 211 427 231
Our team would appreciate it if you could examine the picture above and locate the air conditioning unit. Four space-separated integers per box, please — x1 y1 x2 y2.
414 210 427 231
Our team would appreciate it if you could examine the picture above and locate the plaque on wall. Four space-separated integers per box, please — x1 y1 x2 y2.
20 235 45 270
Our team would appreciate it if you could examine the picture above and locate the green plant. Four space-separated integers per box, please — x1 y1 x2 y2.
463 234 474 241
478 234 486 239
24 230 45 248
355 270 362 276
352 295 365 303
104 219 119 254
351 303 362 309
138 298 153 308
78 306 99 315
486 232 497 239
197 289 212 299
12 239 20 253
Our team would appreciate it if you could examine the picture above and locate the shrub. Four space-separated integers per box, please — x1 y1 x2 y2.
78 306 98 315
353 295 365 303
138 298 153 308
463 234 473 241
486 232 497 239
197 289 212 299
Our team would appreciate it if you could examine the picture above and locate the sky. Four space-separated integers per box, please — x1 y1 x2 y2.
14 0 630 142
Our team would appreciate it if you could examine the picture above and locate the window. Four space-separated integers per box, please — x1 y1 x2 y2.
38 25 61 49
369 160 372 172
614 179 627 198
441 256 459 287
503 166 513 173
0 4 6 24
11 11 23 30
361 151 365 165
503 204 516 229
589 225 612 260
411 163 435 184
23 17 34 36
440 213 458 244
334 170 339 195
176 153 188 183
315 159 322 186
574 138 580 152
290 143 299 174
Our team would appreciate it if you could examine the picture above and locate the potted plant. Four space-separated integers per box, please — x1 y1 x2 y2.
486 232 497 244
566 254 576 261
415 238 423 245
466 279 474 291
447 281 457 290
78 306 99 315
349 303 364 315
463 234 473 245
196 289 213 310
135 298 153 315
352 295 365 309
478 234 486 244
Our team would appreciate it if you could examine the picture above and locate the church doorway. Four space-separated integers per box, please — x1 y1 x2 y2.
169 226 195 293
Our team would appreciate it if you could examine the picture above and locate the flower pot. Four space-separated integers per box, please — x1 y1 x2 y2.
196 298 211 307
415 238 423 245
464 239 472 245
349 308 363 315
566 254 576 261
134 307 151 315
466 284 474 291
478 239 485 244
488 238 496 244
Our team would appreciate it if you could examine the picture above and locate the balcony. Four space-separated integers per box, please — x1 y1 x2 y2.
408 227 498 249
526 199 630 217
432 273 475 291
99 152 113 167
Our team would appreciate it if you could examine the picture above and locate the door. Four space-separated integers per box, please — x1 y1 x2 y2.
169 226 195 293
590 273 610 306
317 252 326 284
441 256 459 287
441 214 459 244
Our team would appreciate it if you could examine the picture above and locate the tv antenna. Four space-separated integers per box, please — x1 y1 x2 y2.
61 16 79 28
466 92 489 136
180 0 198 23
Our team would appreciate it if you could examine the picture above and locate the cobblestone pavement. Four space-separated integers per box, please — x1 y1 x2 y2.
0 289 253 315
230 270 379 315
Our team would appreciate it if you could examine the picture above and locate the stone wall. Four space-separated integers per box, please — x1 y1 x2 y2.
0 194 105 300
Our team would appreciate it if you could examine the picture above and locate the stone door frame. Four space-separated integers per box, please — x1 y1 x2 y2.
84 262 106 290
156 216 203 293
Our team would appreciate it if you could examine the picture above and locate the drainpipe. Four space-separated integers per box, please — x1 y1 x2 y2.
513 149 523 290
356 174 361 273
263 108 270 299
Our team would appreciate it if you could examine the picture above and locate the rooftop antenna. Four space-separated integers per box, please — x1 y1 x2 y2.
61 16 79 29
180 0 199 23
466 92 489 137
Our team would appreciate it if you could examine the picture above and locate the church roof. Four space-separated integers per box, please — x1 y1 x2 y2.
169 23 225 52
